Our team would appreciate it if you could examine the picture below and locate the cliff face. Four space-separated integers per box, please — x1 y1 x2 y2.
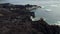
0 3 60 34
32 19 60 34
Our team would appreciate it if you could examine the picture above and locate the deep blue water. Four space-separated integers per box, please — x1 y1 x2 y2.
0 0 60 25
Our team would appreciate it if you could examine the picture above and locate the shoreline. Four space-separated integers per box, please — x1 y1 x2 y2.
0 3 60 34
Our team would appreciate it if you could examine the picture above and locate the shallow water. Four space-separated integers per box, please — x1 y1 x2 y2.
0 0 60 25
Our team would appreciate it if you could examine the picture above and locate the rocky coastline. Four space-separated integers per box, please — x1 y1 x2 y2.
0 3 60 34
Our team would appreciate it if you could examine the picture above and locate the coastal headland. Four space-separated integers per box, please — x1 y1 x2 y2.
0 3 60 34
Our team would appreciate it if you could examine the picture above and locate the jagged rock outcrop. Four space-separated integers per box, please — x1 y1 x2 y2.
32 18 60 34
0 3 60 34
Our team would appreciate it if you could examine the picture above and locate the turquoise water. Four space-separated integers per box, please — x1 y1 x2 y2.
0 0 60 25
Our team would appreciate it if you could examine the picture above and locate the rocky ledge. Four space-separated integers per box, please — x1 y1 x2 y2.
0 3 60 34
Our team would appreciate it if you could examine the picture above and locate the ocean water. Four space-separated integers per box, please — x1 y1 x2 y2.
0 0 60 25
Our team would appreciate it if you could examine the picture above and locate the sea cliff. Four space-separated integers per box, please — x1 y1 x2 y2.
0 3 60 34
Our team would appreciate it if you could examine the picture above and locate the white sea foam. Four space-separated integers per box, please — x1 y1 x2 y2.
45 9 52 11
54 21 60 25
42 6 45 8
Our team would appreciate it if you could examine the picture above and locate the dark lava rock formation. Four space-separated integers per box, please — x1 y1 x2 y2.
0 3 60 34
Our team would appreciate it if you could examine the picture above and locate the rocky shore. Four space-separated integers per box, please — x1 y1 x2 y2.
0 3 60 34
